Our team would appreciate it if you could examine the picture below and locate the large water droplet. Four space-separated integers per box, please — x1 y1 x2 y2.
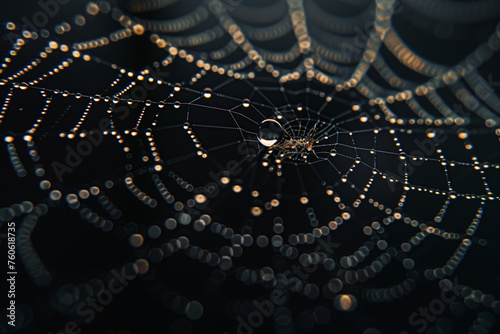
257 119 282 147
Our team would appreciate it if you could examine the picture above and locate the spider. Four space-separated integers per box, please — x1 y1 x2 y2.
257 119 325 161
273 124 321 160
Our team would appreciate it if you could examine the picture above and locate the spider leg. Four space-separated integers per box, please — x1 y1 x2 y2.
312 149 320 159
310 123 318 138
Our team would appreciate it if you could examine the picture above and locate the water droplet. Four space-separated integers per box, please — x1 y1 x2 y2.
174 101 181 109
174 83 181 92
399 152 407 160
203 88 212 98
334 294 357 312
242 98 250 108
184 301 203 320
145 100 152 106
158 101 165 108
330 149 337 156
257 119 283 147
297 104 303 111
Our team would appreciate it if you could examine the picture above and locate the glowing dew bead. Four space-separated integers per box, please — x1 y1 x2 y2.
203 88 212 98
257 119 283 147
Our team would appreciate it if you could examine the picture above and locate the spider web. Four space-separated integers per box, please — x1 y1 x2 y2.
1 0 500 333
